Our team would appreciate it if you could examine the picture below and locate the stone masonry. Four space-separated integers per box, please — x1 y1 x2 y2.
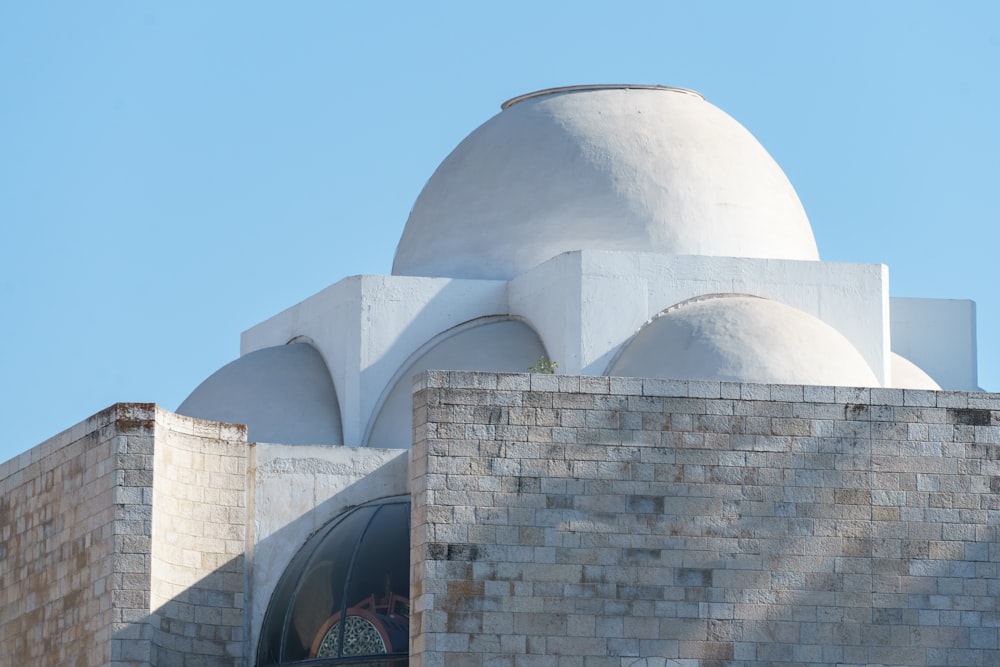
0 404 129 665
148 407 249 666
410 371 1000 667
0 404 249 667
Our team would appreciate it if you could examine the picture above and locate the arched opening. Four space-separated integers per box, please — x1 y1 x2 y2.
256 496 410 666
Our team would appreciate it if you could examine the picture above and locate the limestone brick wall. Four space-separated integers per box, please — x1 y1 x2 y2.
0 403 154 666
0 404 251 667
411 371 1000 667
148 410 249 666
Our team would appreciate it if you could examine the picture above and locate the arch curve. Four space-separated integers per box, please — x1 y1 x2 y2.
256 496 410 666
176 341 344 444
366 316 548 447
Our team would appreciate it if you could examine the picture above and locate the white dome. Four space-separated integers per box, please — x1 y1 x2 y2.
393 85 818 280
177 343 343 444
890 352 941 390
607 295 879 387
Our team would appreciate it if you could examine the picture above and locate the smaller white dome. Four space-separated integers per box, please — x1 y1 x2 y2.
890 352 941 390
607 295 879 387
177 343 343 444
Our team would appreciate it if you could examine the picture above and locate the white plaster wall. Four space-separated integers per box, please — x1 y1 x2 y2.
890 296 978 390
240 278 362 440
248 444 408 658
506 252 584 373
240 275 506 444
228 251 991 449
511 251 890 384
235 251 893 442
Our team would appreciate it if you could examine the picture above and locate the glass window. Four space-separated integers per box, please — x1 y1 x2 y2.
257 496 410 667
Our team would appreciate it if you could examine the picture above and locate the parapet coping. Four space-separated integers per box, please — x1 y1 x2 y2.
414 370 1000 410
0 403 247 487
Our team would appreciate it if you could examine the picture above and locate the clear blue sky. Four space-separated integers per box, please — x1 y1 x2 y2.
1 2 998 462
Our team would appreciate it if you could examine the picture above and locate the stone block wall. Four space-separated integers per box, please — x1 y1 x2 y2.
410 371 1000 667
148 410 249 666
0 404 127 666
0 404 250 667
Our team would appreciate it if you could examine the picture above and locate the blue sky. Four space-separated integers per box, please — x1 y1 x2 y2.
1 2 998 462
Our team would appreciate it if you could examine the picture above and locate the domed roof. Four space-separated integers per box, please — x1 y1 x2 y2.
257 496 410 666
393 85 819 280
177 343 343 445
890 352 941 390
607 295 879 387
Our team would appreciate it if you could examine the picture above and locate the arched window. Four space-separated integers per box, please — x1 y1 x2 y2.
257 497 410 666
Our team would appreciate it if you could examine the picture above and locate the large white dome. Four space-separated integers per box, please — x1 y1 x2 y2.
393 85 819 280
607 295 879 387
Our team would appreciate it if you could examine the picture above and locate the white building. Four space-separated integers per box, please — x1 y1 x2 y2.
1 85 992 667
177 84 978 451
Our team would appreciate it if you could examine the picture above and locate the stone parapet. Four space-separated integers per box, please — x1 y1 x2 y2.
410 371 1000 667
0 403 130 666
0 404 250 667
148 409 249 666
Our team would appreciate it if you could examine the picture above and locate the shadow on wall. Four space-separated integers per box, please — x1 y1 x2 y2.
27 391 999 666
110 444 409 666
247 445 409 661
409 376 1000 667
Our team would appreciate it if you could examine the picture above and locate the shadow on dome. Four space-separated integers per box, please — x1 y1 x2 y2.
177 342 344 445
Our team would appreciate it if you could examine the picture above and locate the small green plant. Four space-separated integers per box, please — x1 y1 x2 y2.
528 357 558 374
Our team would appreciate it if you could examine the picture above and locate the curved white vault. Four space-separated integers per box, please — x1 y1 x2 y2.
394 85 818 281
179 84 975 447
